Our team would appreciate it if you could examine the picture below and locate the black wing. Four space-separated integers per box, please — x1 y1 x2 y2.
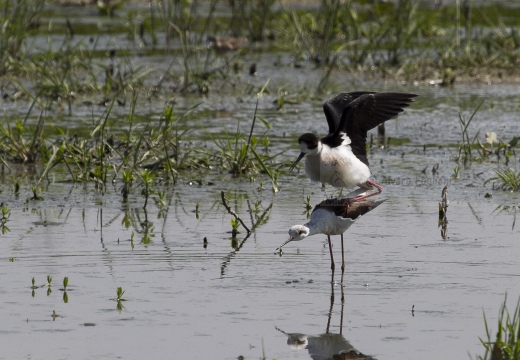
339 92 418 166
314 198 387 220
322 91 374 135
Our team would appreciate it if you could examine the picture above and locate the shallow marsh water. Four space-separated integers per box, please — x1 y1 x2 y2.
1 160 519 360
2 3 520 360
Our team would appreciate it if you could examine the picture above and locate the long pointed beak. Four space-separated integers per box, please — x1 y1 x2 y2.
289 152 305 172
276 237 293 252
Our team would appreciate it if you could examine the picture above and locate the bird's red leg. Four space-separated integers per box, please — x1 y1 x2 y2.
350 180 383 203
327 235 335 272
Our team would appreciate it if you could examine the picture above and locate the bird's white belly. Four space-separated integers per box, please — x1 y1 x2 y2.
305 148 370 188
307 208 356 236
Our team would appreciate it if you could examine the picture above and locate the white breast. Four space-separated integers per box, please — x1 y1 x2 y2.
305 137 371 188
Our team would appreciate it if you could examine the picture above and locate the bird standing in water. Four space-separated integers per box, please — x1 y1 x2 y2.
290 92 417 204
278 198 386 272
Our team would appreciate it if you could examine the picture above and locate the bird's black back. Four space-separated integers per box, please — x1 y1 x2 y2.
314 198 387 220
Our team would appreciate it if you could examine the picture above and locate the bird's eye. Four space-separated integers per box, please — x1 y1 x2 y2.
299 230 306 235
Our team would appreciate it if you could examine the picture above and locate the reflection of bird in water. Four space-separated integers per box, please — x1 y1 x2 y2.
276 328 375 360
289 92 417 204
276 263 376 360
207 35 248 54
278 197 385 272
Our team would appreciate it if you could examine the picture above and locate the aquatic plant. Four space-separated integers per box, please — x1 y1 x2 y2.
115 287 127 302
476 295 520 360
456 100 484 166
0 203 10 235
46 275 52 296
485 168 520 192
221 191 251 236
230 218 240 238
195 203 200 219
0 114 46 164
111 287 127 311
61 277 69 303
451 166 460 180
0 0 44 74
249 202 273 232
120 168 134 202
139 169 155 209
30 186 44 201
205 97 281 188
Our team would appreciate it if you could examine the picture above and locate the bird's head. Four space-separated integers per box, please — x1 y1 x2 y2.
287 225 310 242
289 133 321 171
276 225 309 253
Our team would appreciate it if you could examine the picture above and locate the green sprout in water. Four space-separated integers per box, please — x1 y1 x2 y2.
155 190 167 209
61 277 69 303
46 275 53 296
120 168 134 202
303 195 312 211
230 218 240 238
30 277 38 289
0 203 11 235
451 166 460 180
30 186 44 201
195 203 200 219
116 287 126 301
139 169 156 209
112 287 127 311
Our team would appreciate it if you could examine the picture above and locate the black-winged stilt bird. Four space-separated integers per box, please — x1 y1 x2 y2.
278 198 386 272
289 92 417 203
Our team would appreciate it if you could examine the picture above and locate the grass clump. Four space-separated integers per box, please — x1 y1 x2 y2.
485 168 520 192
0 0 44 74
476 295 520 360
